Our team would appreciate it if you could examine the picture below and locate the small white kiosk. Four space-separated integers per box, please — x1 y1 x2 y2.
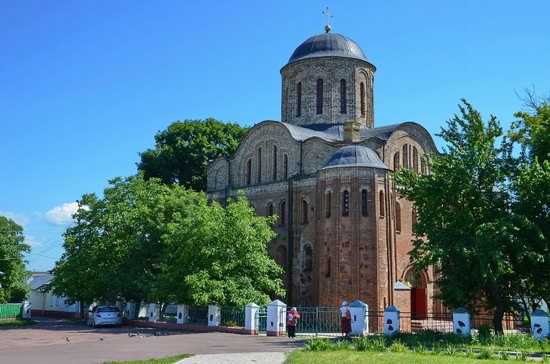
125 302 136 320
208 304 220 326
531 309 549 340
148 303 159 323
176 304 188 324
349 300 368 336
384 305 400 336
22 301 32 319
266 299 286 336
453 307 471 337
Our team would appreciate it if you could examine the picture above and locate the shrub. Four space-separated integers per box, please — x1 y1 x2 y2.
305 338 333 351
477 348 494 360
515 352 528 361
225 320 237 327
499 351 509 360
333 339 351 350
413 344 426 353
477 324 492 344
389 340 408 353
367 337 387 352
444 345 458 356
353 337 369 351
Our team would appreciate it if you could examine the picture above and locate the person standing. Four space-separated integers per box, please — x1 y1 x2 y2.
340 300 351 338
287 307 300 339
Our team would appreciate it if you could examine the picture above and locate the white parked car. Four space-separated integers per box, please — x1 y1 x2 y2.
87 305 122 327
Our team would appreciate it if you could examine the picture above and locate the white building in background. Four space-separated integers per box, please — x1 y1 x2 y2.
28 272 81 318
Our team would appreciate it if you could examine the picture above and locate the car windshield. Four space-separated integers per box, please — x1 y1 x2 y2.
98 306 119 313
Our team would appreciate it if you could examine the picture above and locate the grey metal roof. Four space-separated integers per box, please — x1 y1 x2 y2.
323 145 390 170
28 273 53 290
281 122 402 143
287 33 368 64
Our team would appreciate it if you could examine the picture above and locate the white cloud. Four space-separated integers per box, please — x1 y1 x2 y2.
24 236 44 249
0 211 30 226
44 202 80 225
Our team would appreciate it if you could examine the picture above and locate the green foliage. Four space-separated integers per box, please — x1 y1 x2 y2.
0 216 30 303
0 319 36 327
333 339 351 350
52 175 284 306
510 102 550 163
353 337 369 351
102 353 192 364
389 340 408 353
137 119 248 191
478 325 492 344
476 348 494 360
305 338 333 351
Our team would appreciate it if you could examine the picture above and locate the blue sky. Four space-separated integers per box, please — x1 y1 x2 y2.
1 0 549 271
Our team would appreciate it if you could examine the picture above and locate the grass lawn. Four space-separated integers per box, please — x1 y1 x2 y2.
102 354 192 364
286 350 512 363
0 319 36 327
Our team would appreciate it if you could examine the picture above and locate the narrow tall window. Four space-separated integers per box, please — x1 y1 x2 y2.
303 245 313 271
302 200 309 224
340 79 347 114
379 190 385 218
283 154 289 180
272 145 278 181
316 78 323 114
395 202 402 233
267 202 273 216
296 82 302 117
246 159 252 185
393 152 400 171
403 144 409 169
413 147 419 173
257 147 262 183
325 257 331 278
412 210 418 232
421 159 427 175
361 189 368 216
360 82 366 116
325 192 332 218
280 200 286 226
342 190 350 217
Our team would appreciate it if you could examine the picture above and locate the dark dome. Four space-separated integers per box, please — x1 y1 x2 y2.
323 145 389 170
288 33 368 64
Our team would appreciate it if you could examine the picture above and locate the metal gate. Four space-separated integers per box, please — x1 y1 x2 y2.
255 306 341 336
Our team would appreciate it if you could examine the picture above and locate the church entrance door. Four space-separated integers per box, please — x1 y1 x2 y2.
411 287 427 320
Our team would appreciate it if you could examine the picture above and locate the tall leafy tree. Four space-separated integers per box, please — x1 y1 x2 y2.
395 100 519 333
137 119 248 191
0 216 30 303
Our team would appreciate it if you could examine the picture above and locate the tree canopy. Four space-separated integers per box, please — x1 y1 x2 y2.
0 216 30 303
52 175 284 307
137 119 248 191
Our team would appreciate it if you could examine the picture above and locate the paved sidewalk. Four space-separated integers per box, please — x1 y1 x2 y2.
176 352 287 364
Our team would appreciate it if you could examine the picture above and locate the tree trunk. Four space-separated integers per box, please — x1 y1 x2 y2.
520 295 531 323
493 301 505 335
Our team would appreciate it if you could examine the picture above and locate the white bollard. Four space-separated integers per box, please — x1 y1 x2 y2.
267 299 286 336
22 301 32 319
453 307 471 337
125 302 136 320
176 304 188 324
384 306 400 336
531 310 549 340
245 303 259 334
349 300 368 336
148 303 159 323
208 304 220 326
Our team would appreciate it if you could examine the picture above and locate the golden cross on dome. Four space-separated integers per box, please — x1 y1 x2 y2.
322 7 333 33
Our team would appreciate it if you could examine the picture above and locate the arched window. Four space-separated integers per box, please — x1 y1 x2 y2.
361 189 368 216
303 245 313 272
296 82 302 117
360 82 366 116
395 202 402 233
246 159 252 185
413 147 419 173
276 245 287 271
421 158 427 175
340 79 347 114
316 78 323 115
283 154 289 180
279 200 286 226
272 145 278 181
342 190 350 217
257 147 262 183
325 191 332 218
412 209 418 232
302 199 309 224
379 190 385 218
267 202 273 216
403 144 409 169
393 152 400 171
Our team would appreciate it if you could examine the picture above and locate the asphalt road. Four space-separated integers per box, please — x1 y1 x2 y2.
0 318 304 364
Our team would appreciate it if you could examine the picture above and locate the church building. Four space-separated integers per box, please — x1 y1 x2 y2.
207 27 439 316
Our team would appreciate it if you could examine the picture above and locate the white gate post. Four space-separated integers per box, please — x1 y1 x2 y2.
22 301 32 319
453 307 471 337
267 299 286 336
349 300 368 336
245 303 259 334
531 310 549 340
125 302 136 320
384 306 400 336
176 304 188 324
208 304 220 326
148 303 159 323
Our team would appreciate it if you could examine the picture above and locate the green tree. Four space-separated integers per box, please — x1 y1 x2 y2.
137 119 248 191
0 216 30 303
395 100 518 334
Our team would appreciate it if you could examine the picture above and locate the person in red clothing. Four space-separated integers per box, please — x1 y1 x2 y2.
340 300 351 338
287 307 300 339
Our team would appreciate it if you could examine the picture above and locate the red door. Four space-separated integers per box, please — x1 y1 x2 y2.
411 288 427 320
